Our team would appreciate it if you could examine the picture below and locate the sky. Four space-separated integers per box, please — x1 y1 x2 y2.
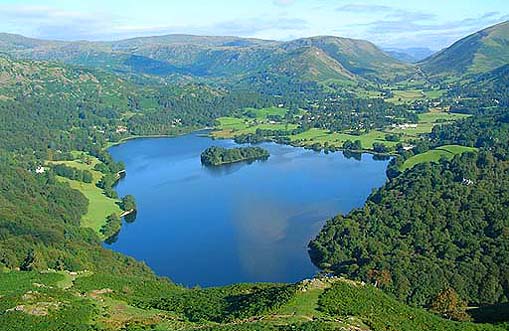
0 0 508 50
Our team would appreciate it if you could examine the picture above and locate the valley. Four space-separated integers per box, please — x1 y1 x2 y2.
0 15 509 331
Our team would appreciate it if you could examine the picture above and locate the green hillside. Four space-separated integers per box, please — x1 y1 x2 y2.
0 270 503 331
284 36 413 80
0 33 413 84
420 21 509 75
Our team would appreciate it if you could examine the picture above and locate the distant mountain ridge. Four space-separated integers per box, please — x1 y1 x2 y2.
0 32 413 83
2 21 508 83
384 47 435 63
420 21 509 75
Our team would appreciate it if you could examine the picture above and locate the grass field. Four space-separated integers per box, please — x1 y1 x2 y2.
245 106 289 119
386 89 425 104
212 108 470 153
212 116 299 139
387 112 471 137
401 145 478 171
48 155 122 236
289 128 399 149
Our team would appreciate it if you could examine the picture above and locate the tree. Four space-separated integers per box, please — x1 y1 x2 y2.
20 249 39 271
121 195 137 212
430 288 470 321
367 269 392 288
372 142 388 154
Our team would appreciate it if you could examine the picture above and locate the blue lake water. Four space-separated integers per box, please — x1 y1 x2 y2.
108 132 389 287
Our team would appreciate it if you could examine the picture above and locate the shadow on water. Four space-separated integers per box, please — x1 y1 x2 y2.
124 211 137 224
373 154 391 161
202 158 269 177
104 231 120 245
343 151 362 161
468 303 509 324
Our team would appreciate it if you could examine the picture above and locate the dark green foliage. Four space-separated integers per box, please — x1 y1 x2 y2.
100 214 122 239
121 195 137 212
97 173 119 199
52 164 93 183
431 113 509 159
318 281 503 331
146 284 295 323
372 142 389 154
342 140 363 151
385 134 401 142
75 273 295 324
0 164 152 277
201 146 270 166
469 303 509 325
310 151 509 306
73 273 178 302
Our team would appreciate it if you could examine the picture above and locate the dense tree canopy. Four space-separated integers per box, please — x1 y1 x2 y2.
200 146 270 166
310 112 509 306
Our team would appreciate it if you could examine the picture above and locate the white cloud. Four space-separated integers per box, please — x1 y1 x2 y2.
273 0 296 6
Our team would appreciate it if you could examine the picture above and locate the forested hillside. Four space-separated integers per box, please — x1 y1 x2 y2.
1 20 509 331
310 111 509 308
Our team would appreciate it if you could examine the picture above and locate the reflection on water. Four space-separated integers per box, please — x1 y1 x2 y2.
107 133 389 287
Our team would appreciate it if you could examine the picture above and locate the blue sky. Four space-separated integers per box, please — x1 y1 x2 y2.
0 0 507 49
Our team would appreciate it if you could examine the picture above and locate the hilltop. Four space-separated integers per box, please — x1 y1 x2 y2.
0 33 413 84
420 21 509 76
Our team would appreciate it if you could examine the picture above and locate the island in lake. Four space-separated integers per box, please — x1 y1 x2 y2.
200 146 270 166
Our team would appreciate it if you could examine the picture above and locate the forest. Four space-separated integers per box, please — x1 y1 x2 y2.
309 111 509 309
200 146 270 166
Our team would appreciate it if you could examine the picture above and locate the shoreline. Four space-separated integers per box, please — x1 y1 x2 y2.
107 127 212 148
106 125 395 158
120 209 136 218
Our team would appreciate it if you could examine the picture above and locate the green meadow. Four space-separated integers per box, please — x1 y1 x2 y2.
213 107 471 154
48 155 123 236
401 145 478 171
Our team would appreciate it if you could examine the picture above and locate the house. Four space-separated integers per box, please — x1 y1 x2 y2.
462 178 474 186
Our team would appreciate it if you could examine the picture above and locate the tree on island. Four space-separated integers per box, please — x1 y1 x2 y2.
201 146 270 166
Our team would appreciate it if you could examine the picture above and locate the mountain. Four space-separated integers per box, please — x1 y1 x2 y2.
384 47 435 63
0 33 413 83
420 21 509 75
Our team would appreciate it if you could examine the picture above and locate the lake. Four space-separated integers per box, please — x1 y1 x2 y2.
108 132 389 287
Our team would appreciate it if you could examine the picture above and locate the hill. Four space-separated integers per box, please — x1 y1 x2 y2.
0 271 504 331
420 21 509 75
0 33 413 83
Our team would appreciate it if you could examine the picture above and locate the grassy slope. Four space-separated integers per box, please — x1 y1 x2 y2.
420 21 509 76
48 156 122 236
401 145 478 171
0 270 504 331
